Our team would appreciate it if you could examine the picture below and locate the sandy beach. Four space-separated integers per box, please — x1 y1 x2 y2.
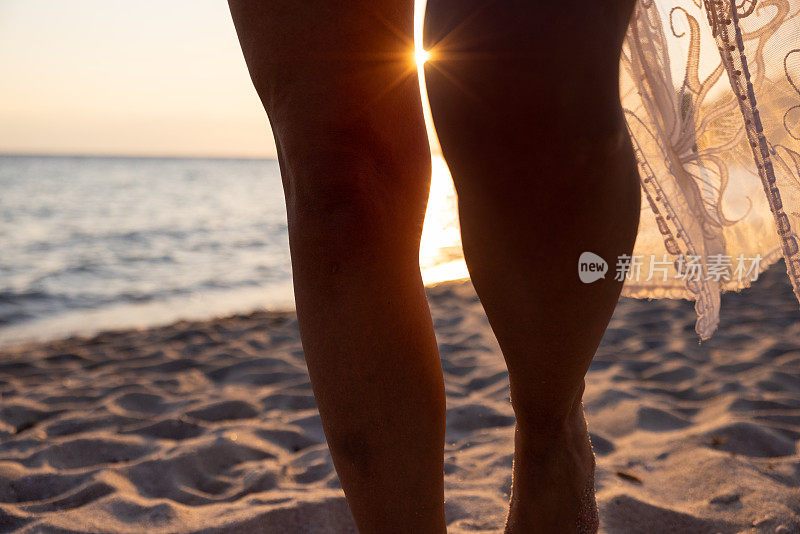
1 264 799 533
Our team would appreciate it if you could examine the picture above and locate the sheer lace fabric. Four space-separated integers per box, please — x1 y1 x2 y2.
621 0 800 338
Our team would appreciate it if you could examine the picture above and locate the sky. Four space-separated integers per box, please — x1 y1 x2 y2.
0 1 778 159
0 0 275 158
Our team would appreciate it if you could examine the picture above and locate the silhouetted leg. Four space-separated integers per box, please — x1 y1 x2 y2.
424 1 640 532
229 2 445 531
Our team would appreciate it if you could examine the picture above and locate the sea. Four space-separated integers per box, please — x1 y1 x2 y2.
0 155 466 346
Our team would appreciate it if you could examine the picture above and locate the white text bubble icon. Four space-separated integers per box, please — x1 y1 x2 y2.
578 252 607 283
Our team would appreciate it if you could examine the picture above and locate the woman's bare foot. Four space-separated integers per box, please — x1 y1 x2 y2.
505 397 598 534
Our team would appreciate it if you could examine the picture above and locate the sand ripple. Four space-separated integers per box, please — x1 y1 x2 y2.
1 267 800 532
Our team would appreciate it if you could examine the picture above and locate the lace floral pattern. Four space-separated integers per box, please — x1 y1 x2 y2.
621 0 800 338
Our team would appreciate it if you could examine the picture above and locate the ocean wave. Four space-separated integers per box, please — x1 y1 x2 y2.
0 156 291 336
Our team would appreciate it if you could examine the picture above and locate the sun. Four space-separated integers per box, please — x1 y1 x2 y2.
415 47 431 67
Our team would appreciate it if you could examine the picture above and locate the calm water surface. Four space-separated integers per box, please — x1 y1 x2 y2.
0 155 464 345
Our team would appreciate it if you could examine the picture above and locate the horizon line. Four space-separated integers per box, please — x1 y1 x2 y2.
0 150 279 161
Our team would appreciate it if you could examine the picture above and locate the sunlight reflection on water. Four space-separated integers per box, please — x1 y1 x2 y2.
415 1 468 284
419 156 468 284
0 154 467 346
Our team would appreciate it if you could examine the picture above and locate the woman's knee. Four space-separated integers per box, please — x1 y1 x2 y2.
281 145 431 255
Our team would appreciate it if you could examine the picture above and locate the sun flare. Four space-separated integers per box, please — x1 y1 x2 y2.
415 47 431 67
412 0 466 284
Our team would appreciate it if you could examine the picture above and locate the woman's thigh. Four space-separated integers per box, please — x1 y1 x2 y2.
423 0 637 196
229 0 429 198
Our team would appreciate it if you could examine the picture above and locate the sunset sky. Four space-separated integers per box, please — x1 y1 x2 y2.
0 0 274 158
0 0 440 159
0 0 762 160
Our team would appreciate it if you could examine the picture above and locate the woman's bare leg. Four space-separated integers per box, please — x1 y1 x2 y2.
228 2 445 532
424 1 640 532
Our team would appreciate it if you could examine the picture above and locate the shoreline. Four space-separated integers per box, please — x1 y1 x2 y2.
0 267 470 350
0 286 297 351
